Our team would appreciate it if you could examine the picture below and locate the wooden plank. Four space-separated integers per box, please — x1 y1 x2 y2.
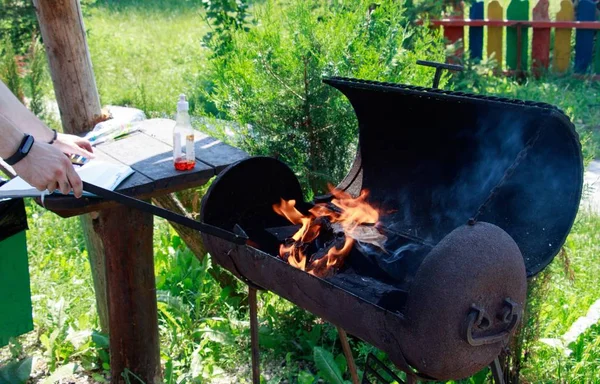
469 1 484 61
506 0 529 72
98 131 215 187
93 147 152 193
575 0 597 73
193 136 249 173
443 2 465 62
554 0 574 72
99 203 160 384
488 0 504 70
532 0 551 76
141 118 248 172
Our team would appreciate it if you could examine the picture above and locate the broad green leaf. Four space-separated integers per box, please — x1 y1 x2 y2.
313 346 344 384
335 353 348 375
92 373 108 383
164 359 174 384
92 330 110 349
0 356 33 384
298 370 316 384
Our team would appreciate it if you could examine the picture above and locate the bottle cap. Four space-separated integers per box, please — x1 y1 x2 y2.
177 94 189 112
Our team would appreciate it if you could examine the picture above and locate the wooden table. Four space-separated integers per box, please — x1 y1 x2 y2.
42 118 248 384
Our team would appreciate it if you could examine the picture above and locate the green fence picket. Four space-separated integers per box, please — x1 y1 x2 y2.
506 0 530 72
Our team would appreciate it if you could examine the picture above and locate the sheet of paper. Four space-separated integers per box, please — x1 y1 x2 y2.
0 159 134 199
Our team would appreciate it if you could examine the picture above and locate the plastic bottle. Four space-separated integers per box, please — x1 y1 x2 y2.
172 94 196 171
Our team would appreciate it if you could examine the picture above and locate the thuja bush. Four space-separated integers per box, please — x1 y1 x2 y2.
202 0 446 196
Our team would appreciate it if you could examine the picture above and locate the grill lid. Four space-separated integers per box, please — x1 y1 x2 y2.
322 77 583 277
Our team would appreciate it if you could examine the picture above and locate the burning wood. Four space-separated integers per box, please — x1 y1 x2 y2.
272 186 387 277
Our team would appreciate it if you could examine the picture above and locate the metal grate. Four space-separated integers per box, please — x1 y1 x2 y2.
362 353 406 384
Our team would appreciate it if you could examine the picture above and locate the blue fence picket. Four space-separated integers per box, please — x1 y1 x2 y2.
574 0 596 73
469 1 484 61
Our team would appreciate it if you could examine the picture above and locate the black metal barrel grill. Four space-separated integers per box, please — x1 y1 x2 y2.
81 70 584 383
198 76 584 381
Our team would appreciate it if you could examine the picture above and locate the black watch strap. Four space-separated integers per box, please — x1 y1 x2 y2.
4 134 35 166
48 129 57 144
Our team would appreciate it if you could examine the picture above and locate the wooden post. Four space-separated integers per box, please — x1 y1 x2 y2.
32 0 110 335
32 0 102 134
100 204 161 384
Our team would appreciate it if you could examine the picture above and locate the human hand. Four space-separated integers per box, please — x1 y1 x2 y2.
52 132 95 159
12 141 84 198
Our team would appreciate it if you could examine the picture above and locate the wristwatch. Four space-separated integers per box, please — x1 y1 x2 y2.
48 129 57 144
4 134 35 166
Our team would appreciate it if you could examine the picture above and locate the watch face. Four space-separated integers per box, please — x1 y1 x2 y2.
22 135 34 153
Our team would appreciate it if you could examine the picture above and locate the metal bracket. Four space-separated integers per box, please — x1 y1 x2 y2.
416 60 464 89
465 299 522 347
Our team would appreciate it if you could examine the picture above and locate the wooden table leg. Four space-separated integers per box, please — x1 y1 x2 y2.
98 204 161 384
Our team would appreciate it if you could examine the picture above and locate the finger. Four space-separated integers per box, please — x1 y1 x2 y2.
78 140 94 153
67 145 95 159
66 165 83 198
46 181 59 193
59 178 71 195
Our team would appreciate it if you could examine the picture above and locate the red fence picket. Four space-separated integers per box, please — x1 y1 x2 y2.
532 0 551 76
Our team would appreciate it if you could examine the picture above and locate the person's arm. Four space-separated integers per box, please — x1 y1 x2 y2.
0 81 85 197
0 80 94 158
0 114 84 197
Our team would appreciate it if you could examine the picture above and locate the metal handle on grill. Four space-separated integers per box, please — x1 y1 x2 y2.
464 299 521 347
416 60 464 89
82 181 248 245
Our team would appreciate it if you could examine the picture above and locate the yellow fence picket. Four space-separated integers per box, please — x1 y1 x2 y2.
553 0 574 72
487 0 504 70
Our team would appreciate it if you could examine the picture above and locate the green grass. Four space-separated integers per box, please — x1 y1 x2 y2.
85 0 209 117
519 209 600 383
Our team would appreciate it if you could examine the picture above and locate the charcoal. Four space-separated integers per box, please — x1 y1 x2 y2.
309 233 347 263
265 225 302 242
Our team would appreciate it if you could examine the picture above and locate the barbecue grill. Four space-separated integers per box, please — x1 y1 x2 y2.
198 64 583 382
84 61 584 383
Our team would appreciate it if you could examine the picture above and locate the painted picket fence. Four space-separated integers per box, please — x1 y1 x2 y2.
423 0 600 78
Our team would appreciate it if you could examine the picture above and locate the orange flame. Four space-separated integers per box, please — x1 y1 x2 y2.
272 186 379 277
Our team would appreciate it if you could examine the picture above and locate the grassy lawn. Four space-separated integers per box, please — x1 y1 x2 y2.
1 0 600 383
85 0 209 116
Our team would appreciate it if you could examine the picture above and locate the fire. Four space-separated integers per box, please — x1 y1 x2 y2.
272 186 381 277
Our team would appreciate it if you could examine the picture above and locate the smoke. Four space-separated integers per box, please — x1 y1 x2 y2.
431 115 527 228
379 241 424 264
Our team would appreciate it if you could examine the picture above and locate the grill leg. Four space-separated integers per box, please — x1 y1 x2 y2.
249 286 260 384
336 327 360 384
490 357 505 384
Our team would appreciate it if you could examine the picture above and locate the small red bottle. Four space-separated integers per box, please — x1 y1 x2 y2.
172 94 196 171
